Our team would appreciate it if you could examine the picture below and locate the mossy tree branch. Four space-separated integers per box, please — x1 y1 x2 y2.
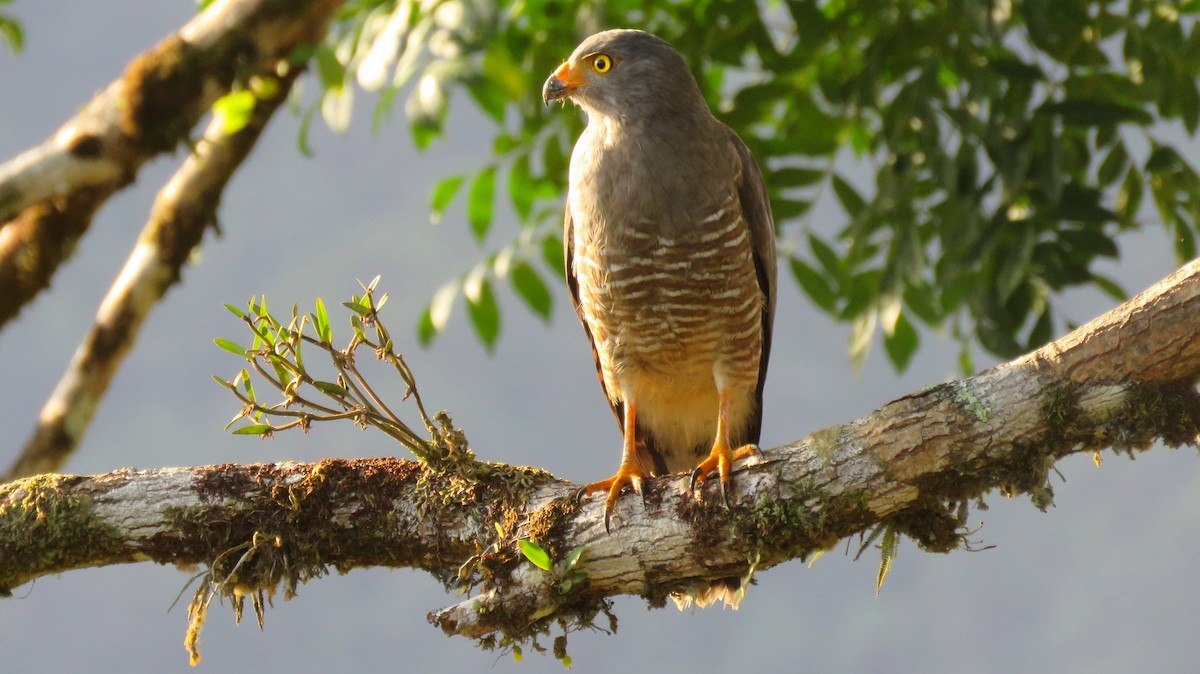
4 63 304 482
2 260 1199 656
0 0 343 329
0 0 343 479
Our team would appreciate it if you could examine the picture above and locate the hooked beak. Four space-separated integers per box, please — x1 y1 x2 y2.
542 61 587 105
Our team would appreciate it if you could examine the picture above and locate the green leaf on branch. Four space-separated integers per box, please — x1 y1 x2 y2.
808 234 846 286
419 280 461 346
313 43 344 88
313 381 348 397
1090 274 1128 302
321 85 353 134
883 313 919 371
1039 99 1153 127
847 311 876 373
508 153 535 222
467 166 497 244
214 337 249 357
211 90 257 134
464 273 500 351
1027 306 1054 350
482 43 526 102
0 15 22 53
789 257 837 313
1174 218 1197 261
542 234 566 279
429 175 465 224
832 174 866 218
509 261 553 321
876 525 899 595
562 546 585 572
239 368 256 403
313 298 332 344
407 74 447 149
1097 141 1129 187
232 424 273 436
772 198 812 220
542 133 567 183
417 305 437 346
770 167 825 187
518 540 554 571
466 79 506 123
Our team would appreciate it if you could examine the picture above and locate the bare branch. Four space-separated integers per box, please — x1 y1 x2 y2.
3 260 1198 653
0 0 343 328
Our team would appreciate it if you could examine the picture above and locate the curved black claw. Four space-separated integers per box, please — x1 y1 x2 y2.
574 485 617 533
690 465 733 509
579 481 646 533
605 482 648 533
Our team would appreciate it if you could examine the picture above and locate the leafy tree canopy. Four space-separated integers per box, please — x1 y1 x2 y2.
304 0 1199 371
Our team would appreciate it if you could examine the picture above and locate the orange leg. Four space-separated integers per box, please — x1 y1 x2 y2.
690 387 762 506
578 400 645 531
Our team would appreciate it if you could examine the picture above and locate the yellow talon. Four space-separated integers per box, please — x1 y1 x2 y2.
690 441 761 506
579 460 644 532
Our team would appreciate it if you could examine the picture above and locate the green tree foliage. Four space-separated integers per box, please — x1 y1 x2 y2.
312 0 1200 371
0 0 22 53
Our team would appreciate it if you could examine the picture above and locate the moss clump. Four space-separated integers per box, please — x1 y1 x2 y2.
734 481 831 555
0 474 126 595
413 412 554 546
525 497 580 564
166 458 436 664
161 459 439 600
121 35 206 154
994 441 1056 510
1039 382 1083 447
473 601 618 669
1118 380 1200 450
890 500 965 553
121 30 248 154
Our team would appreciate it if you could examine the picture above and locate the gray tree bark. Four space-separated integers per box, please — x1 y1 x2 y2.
3 258 1197 657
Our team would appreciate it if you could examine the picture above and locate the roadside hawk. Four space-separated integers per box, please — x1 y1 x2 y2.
543 29 777 530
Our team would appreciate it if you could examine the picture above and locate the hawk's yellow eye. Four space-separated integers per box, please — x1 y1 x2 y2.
591 54 613 73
